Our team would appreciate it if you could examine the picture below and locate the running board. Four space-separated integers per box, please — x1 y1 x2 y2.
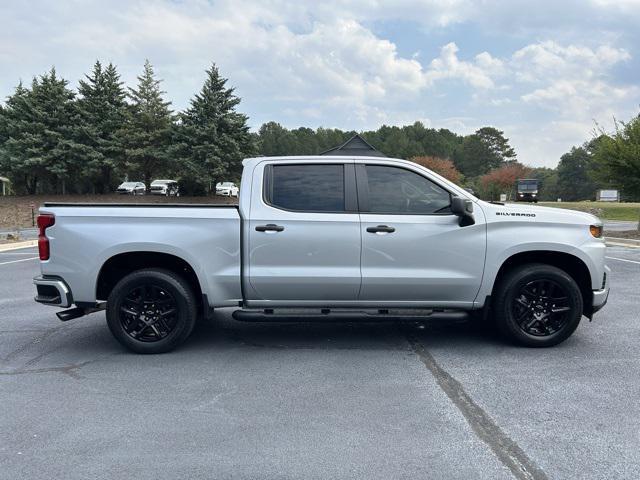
56 302 106 322
232 308 466 323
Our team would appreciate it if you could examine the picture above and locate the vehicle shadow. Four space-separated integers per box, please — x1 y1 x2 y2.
185 310 504 353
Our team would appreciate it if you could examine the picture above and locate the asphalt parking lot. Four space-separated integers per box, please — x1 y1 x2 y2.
1 246 639 479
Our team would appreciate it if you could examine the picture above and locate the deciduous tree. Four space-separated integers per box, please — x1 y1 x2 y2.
556 146 598 201
453 128 516 178
411 156 462 184
479 163 530 201
592 115 640 202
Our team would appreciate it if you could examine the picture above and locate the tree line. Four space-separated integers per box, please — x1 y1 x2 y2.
0 61 253 195
0 60 638 200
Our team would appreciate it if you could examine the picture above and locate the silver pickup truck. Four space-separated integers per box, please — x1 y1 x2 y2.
34 156 610 353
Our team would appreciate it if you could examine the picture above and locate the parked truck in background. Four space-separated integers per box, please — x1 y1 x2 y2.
34 156 609 353
516 178 540 203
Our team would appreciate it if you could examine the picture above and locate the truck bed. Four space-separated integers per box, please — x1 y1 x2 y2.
39 203 242 308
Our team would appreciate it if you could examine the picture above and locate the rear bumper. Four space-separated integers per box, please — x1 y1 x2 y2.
591 265 611 314
33 276 73 308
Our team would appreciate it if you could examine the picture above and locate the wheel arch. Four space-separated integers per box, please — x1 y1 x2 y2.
96 251 207 315
491 250 594 317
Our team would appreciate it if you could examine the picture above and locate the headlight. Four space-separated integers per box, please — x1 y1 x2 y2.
590 225 603 238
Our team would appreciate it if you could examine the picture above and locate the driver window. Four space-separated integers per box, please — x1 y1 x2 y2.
365 165 451 214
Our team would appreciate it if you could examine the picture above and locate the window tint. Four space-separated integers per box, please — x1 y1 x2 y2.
365 165 451 214
269 164 345 212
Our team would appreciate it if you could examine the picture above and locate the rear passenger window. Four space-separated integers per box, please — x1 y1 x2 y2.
268 164 345 212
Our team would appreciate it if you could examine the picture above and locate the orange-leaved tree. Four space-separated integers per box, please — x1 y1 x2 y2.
479 163 531 200
411 156 462 185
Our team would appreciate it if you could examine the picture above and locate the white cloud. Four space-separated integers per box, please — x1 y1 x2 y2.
512 41 630 83
424 43 500 89
512 41 636 126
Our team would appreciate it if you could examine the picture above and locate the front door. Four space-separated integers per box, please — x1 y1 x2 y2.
247 161 361 304
357 163 486 307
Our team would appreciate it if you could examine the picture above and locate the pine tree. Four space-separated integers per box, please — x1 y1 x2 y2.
75 61 126 193
1 70 81 194
0 82 36 193
118 60 173 191
173 63 254 193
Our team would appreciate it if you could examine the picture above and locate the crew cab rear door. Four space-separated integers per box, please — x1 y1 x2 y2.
356 161 486 307
246 160 361 304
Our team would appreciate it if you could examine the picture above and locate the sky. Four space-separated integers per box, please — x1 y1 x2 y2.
1 0 639 167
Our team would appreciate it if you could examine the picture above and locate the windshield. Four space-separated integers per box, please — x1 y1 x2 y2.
218 182 234 187
151 180 171 185
517 180 538 192
119 182 138 188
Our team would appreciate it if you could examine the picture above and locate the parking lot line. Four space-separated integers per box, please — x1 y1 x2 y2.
0 252 39 255
0 256 39 266
606 256 640 265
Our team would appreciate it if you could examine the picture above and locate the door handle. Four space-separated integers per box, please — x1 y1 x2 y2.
255 224 285 232
366 225 395 234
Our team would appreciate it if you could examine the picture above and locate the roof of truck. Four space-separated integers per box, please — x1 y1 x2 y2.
242 155 401 167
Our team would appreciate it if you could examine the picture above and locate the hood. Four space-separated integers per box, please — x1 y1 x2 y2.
478 200 601 226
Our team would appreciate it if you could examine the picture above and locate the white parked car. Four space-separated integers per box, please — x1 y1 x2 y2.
216 182 239 197
150 180 180 196
116 182 145 195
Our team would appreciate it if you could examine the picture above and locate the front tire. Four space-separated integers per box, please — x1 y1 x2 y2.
493 264 583 347
106 269 197 353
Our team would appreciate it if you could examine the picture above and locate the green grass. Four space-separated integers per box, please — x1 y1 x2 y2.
538 201 640 221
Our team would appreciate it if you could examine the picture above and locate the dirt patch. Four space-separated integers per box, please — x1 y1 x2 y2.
0 194 237 229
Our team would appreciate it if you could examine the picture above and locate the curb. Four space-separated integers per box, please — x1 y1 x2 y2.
0 240 38 252
606 240 640 249
606 236 640 244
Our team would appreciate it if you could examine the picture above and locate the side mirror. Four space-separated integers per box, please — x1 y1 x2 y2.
451 196 475 226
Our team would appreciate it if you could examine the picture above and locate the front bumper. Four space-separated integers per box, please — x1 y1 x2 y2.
33 276 73 308
591 265 611 314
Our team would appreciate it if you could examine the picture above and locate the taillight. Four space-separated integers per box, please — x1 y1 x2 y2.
37 214 55 260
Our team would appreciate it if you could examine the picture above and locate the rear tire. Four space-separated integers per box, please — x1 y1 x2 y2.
106 269 197 353
493 263 583 347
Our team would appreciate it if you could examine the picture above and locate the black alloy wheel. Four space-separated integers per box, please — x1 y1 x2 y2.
512 279 571 337
106 269 197 353
119 284 178 342
493 263 583 347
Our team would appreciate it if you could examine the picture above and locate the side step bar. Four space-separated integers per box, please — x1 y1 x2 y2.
56 302 106 322
232 308 466 323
